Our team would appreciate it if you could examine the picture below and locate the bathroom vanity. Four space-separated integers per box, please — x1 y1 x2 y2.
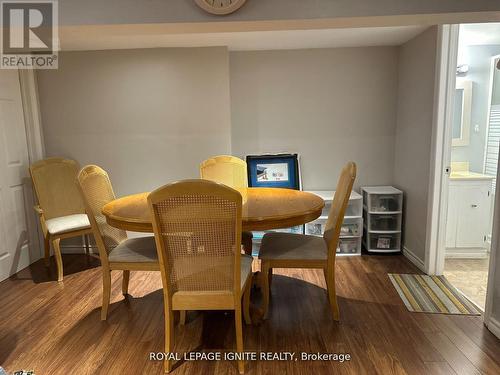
445 166 493 258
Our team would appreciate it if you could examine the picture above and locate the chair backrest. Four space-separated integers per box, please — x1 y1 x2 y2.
148 179 242 299
29 157 85 220
323 162 357 257
200 155 248 190
77 165 127 262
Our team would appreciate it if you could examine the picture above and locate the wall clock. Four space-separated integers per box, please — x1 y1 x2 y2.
195 0 247 15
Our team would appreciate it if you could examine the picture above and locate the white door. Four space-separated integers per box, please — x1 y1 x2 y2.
456 183 491 248
0 70 37 281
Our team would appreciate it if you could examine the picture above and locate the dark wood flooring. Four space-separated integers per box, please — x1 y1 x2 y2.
1 254 500 374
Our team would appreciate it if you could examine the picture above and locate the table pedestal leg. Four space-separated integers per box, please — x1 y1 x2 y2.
241 231 253 255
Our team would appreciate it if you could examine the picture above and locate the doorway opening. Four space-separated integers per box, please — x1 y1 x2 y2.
440 24 500 310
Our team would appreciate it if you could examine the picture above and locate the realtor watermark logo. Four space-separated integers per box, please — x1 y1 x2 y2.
1 0 58 69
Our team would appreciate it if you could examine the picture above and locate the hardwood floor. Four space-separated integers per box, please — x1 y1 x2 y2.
1 254 500 374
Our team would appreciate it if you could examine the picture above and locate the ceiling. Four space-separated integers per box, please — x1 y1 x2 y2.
59 25 428 51
460 23 500 46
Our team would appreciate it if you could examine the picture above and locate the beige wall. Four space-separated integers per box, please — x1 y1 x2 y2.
37 37 439 261
393 27 438 263
452 45 500 173
230 47 399 190
37 47 231 196
39 46 401 194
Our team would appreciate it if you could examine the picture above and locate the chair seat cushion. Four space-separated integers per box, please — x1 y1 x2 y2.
259 232 328 261
241 254 253 290
45 214 91 235
108 236 158 263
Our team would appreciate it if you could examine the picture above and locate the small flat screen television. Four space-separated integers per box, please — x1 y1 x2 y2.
246 153 300 190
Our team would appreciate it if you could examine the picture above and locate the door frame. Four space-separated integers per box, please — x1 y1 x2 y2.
19 69 45 260
425 24 459 276
428 25 500 332
484 55 500 325
19 69 45 163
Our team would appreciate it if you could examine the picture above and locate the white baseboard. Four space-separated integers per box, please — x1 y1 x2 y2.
402 246 426 272
486 316 500 340
445 248 488 259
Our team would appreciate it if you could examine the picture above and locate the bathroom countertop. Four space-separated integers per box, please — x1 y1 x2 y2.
450 171 494 181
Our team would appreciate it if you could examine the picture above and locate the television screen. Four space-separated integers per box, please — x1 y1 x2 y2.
256 163 289 182
246 154 300 190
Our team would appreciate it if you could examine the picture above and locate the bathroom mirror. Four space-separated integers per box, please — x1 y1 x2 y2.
452 80 472 146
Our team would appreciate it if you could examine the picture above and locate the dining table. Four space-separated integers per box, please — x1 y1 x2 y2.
102 186 324 322
102 187 325 235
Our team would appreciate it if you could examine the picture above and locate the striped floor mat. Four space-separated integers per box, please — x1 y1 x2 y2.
388 273 481 315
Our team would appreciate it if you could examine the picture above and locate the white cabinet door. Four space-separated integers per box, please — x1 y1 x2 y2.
0 70 36 281
445 185 460 248
455 183 491 248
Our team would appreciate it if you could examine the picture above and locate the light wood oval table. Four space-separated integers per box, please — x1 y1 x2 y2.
102 187 324 233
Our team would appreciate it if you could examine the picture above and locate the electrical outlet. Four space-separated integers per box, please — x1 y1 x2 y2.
474 124 480 133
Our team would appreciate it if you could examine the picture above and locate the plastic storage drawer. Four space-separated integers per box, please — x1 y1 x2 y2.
367 213 401 232
341 217 363 236
337 237 362 254
306 217 363 237
323 201 362 217
345 198 363 217
305 219 325 236
321 203 330 217
364 232 401 251
315 191 362 218
365 193 402 213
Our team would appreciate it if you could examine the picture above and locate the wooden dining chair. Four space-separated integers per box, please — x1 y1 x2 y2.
77 165 159 320
148 179 253 374
30 157 93 282
258 162 356 320
200 155 253 255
